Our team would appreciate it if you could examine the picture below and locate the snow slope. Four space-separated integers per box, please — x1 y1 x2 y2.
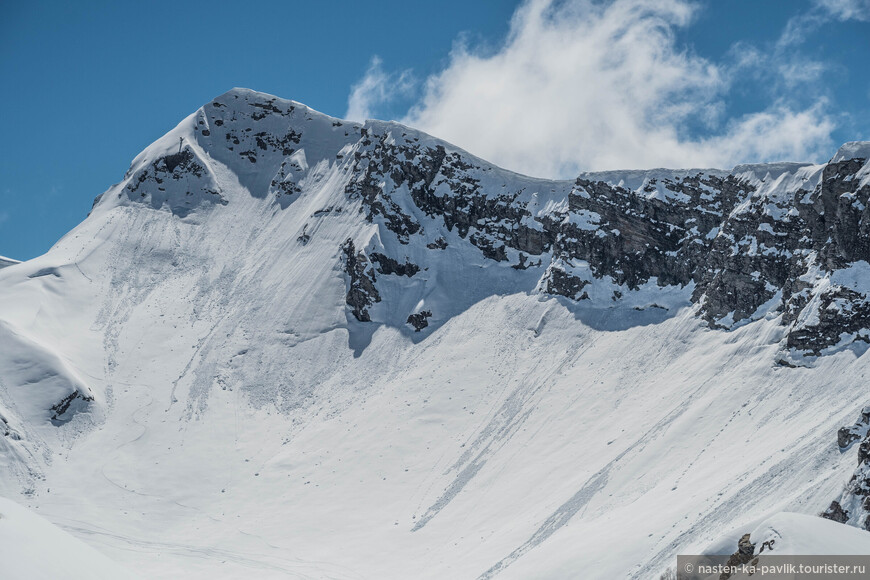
0 89 869 578
705 512 870 557
0 496 137 579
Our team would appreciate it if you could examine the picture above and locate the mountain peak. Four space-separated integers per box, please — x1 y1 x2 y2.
210 87 346 126
3 88 870 579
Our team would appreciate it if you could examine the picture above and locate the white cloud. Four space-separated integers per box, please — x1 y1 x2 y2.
346 0 841 177
779 0 869 47
386 0 838 177
345 57 414 122
815 0 870 21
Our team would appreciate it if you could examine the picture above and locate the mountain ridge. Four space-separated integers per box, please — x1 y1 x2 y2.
92 87 870 362
1 88 869 579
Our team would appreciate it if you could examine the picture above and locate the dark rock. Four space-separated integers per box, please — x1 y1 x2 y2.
840 427 862 450
719 534 756 579
341 239 380 322
162 149 195 174
407 310 432 332
297 224 310 245
824 406 870 528
370 253 420 277
542 264 589 300
123 147 226 216
822 501 850 523
136 94 870 362
427 237 448 250
50 391 94 425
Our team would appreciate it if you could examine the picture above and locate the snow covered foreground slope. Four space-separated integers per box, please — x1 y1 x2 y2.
0 496 137 579
1 88 870 578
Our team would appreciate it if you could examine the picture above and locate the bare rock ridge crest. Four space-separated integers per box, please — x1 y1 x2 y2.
103 88 870 363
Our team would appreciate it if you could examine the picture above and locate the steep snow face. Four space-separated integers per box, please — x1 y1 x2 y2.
1 88 869 579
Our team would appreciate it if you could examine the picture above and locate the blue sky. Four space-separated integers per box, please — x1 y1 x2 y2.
1 0 868 260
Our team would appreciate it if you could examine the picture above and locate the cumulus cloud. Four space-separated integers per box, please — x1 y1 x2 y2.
345 57 414 122
386 0 836 177
347 0 842 177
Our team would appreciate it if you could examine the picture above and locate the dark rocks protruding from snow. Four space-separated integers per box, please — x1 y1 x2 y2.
347 134 870 359
719 533 757 579
541 263 589 301
341 239 380 323
370 253 420 277
406 310 432 332
123 147 227 217
824 406 870 530
426 237 448 250
822 501 850 523
49 391 94 426
785 286 870 356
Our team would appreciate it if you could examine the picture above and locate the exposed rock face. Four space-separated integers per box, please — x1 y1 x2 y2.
111 91 870 360
822 500 850 523
370 253 420 277
341 239 380 323
839 408 870 449
49 391 94 426
541 261 589 300
406 310 432 332
719 534 757 580
334 110 870 353
123 147 227 217
824 407 870 529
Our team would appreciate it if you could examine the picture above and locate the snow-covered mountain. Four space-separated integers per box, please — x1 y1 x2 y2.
1 88 870 579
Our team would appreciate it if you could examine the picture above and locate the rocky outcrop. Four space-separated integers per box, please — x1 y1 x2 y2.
123 147 227 217
823 407 870 529
341 239 380 323
822 500 850 523
49 391 94 426
406 310 432 332
345 125 870 354
719 534 757 580
370 253 420 277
